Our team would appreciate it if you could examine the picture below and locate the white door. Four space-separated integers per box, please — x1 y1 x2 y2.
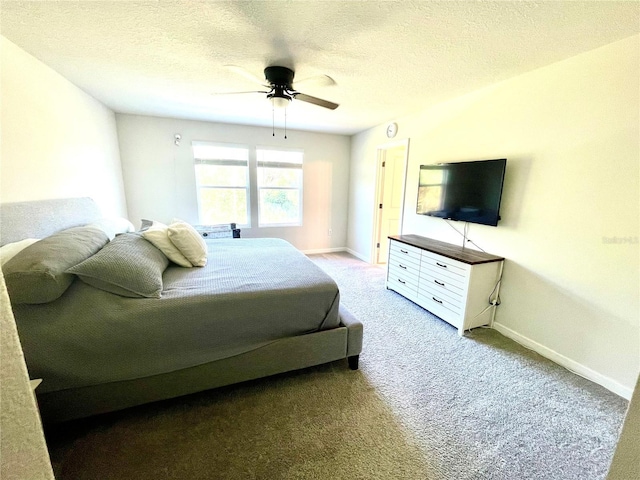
376 144 407 264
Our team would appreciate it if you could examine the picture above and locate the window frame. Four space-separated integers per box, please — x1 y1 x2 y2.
192 141 251 228
256 147 304 228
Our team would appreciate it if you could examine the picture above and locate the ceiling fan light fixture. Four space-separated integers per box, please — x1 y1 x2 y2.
270 96 290 109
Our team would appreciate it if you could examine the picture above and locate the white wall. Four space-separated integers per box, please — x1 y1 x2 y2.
0 36 127 217
116 114 350 251
0 37 126 477
349 35 640 397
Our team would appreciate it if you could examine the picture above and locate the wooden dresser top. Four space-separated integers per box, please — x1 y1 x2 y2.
389 234 504 265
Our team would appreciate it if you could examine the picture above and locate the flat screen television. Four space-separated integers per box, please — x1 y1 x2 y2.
416 158 506 227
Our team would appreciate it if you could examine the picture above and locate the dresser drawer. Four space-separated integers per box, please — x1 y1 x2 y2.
419 269 466 299
389 241 422 263
389 250 420 272
388 262 419 285
388 264 419 289
387 276 418 298
417 290 463 327
421 251 469 282
418 279 464 307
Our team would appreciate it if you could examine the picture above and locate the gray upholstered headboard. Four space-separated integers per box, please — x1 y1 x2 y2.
0 197 103 246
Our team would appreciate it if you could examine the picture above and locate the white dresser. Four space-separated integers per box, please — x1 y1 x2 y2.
386 234 504 335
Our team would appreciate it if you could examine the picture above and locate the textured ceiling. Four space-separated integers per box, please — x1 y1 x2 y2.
1 1 638 135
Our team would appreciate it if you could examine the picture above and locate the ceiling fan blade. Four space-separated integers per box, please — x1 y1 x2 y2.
293 74 336 89
223 65 269 87
294 93 339 110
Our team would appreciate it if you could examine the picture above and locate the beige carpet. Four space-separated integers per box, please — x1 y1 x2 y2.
45 252 628 479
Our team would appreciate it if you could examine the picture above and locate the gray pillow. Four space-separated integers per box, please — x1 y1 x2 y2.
67 233 169 298
3 226 109 304
139 218 154 232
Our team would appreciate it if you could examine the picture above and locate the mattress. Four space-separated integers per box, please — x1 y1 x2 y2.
12 238 340 393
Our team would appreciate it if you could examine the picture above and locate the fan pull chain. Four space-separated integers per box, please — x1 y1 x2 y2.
272 106 275 137
284 109 287 139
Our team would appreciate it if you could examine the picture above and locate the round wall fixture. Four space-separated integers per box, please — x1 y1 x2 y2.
386 122 398 138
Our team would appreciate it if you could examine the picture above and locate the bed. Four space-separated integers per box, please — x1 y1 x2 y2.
0 197 362 423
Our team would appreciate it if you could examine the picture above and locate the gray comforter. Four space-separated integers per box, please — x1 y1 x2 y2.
13 238 340 393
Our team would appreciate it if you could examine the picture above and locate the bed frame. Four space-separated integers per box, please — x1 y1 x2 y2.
1 197 363 422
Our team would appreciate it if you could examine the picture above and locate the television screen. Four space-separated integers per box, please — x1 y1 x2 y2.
416 158 506 227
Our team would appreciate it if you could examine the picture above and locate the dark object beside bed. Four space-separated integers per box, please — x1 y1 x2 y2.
1 198 363 422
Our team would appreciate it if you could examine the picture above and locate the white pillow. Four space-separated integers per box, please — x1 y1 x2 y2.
0 238 40 267
142 222 193 268
167 221 208 267
89 217 135 240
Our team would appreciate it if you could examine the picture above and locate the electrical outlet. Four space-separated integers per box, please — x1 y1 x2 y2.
328 229 332 237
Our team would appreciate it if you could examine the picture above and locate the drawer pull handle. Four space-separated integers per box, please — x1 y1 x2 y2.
434 280 445 286
436 262 447 268
399 264 407 269
398 279 406 284
400 249 409 254
432 296 443 304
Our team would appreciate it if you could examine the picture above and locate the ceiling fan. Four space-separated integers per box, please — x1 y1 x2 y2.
218 65 339 110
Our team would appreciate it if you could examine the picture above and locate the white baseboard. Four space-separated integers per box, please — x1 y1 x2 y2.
345 248 370 262
304 247 374 264
301 247 347 255
493 322 633 400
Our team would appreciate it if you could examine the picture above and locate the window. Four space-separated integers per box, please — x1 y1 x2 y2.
256 149 303 226
192 144 304 228
192 142 249 225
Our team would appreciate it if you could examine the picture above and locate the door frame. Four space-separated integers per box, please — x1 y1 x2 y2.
371 138 410 265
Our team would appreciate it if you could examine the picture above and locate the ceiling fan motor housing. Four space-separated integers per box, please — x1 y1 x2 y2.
264 66 295 88
262 65 338 110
